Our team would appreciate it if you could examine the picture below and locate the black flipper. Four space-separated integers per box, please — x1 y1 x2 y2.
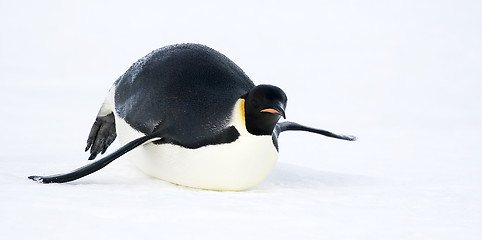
28 134 161 184
277 121 357 141
85 113 117 160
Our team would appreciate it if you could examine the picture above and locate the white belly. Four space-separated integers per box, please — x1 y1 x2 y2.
116 116 278 191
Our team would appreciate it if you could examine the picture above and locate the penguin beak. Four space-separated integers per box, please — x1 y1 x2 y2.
260 108 286 119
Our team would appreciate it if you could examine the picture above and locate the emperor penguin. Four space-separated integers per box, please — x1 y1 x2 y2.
29 43 356 191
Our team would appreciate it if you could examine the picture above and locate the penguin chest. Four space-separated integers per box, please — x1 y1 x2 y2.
136 135 278 191
116 116 278 191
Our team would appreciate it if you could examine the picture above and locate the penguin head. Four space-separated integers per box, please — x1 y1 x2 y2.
244 85 287 136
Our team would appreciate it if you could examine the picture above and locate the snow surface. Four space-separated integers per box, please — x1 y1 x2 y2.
1 0 481 239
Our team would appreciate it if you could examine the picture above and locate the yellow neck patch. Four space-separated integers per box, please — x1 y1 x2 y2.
240 99 246 126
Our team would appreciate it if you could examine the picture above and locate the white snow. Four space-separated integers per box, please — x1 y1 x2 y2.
1 0 481 239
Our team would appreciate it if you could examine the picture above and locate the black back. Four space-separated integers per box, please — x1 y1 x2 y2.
114 44 255 148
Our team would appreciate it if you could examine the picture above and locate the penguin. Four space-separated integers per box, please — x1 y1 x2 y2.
29 43 356 191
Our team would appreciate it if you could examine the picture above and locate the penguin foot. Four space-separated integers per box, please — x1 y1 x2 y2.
85 113 117 160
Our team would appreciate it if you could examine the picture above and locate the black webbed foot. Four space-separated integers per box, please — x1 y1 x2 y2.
85 113 117 160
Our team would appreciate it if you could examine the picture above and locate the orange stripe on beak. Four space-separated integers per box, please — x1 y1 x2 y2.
260 108 280 115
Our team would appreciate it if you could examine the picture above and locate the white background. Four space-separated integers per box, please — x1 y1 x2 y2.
1 0 481 239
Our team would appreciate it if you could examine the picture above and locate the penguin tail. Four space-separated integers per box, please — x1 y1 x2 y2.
277 121 357 141
28 134 161 184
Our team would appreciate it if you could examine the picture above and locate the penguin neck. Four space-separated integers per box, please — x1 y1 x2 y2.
230 99 250 136
230 98 277 137
244 114 278 136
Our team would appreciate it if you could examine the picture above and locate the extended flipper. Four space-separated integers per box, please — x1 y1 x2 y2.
277 121 357 141
28 133 161 184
